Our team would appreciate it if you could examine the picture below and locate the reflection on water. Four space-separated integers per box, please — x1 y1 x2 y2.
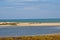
0 26 60 37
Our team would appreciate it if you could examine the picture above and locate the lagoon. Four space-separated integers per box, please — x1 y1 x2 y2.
0 26 60 37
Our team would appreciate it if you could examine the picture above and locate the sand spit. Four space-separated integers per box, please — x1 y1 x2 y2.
0 22 60 26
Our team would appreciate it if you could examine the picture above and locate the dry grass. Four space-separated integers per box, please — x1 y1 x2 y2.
0 34 60 40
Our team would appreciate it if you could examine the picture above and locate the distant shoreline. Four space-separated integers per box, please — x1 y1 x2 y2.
0 22 60 26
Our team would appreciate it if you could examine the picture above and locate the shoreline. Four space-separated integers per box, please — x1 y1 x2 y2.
17 22 60 26
0 34 60 40
0 22 60 26
0 33 60 37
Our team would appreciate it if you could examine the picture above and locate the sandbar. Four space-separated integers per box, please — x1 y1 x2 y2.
0 22 60 26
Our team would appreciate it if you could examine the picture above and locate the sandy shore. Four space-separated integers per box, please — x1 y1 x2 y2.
0 22 60 26
17 22 60 26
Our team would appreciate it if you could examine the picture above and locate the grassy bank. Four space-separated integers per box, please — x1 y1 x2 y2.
0 34 60 40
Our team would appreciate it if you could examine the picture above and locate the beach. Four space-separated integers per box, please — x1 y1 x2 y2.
0 22 60 26
17 22 60 26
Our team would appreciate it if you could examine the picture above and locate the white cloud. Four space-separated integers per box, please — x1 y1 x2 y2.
23 7 35 10
4 0 49 2
4 0 14 2
2 0 59 3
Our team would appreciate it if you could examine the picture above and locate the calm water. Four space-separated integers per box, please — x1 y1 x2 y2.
0 19 60 22
0 26 60 37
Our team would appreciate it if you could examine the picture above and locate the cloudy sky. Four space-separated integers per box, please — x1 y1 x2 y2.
0 0 60 19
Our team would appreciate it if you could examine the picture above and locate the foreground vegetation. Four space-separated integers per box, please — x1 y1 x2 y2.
0 34 60 40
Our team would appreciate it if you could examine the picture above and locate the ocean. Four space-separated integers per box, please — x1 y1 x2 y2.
0 26 60 37
0 19 60 22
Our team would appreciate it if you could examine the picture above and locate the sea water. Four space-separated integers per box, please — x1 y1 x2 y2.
0 19 60 22
0 26 60 37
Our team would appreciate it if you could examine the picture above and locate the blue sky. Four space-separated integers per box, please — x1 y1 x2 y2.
0 0 60 19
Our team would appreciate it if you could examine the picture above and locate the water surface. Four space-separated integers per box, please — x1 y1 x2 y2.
0 19 60 22
0 26 60 37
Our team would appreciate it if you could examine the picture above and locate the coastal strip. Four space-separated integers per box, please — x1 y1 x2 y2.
0 22 60 26
0 34 60 40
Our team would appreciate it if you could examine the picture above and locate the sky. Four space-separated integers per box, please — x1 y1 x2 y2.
0 0 60 19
